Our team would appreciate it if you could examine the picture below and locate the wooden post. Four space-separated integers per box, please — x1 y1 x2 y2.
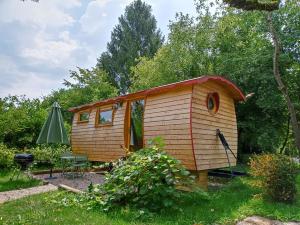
196 170 208 190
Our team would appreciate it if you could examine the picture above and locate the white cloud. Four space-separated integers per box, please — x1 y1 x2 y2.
0 55 60 98
4 72 59 99
0 0 198 99
0 0 76 28
21 31 79 67
119 0 132 10
54 0 82 9
79 0 132 35
0 55 18 75
79 0 111 34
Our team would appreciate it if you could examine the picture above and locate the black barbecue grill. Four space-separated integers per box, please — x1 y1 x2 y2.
14 153 34 171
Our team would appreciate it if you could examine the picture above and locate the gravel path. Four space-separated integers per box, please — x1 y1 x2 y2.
237 216 300 225
33 172 105 191
0 172 105 204
0 184 58 204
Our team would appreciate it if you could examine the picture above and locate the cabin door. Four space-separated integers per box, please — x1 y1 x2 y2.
124 99 145 152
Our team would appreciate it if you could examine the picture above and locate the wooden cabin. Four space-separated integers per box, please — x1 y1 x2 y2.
69 76 245 184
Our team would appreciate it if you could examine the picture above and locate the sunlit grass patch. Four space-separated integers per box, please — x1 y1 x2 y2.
0 175 299 225
0 170 41 192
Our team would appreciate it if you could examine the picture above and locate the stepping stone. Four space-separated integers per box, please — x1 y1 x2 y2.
237 216 300 225
0 184 58 204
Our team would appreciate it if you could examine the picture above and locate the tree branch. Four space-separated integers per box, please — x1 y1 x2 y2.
224 0 279 11
267 12 300 155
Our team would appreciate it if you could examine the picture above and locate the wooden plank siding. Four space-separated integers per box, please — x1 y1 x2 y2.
191 81 238 170
70 78 241 172
71 103 126 162
143 87 196 170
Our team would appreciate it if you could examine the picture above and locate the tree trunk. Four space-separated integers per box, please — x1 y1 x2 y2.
267 12 300 156
279 115 290 154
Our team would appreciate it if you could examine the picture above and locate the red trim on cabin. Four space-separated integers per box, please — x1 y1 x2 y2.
143 97 147 148
190 85 198 171
69 76 245 112
206 92 220 115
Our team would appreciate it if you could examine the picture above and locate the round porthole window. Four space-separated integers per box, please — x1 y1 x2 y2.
206 92 219 114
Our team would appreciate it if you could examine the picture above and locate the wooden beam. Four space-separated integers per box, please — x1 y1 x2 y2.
194 170 208 190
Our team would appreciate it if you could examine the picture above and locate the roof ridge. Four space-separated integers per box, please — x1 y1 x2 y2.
69 75 245 112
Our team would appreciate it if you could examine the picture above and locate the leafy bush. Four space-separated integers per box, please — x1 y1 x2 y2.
0 143 16 169
0 96 48 149
27 145 70 165
238 153 252 164
87 138 195 212
249 153 298 203
0 143 70 169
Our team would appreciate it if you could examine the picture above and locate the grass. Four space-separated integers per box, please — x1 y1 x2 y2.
0 170 42 192
0 176 299 225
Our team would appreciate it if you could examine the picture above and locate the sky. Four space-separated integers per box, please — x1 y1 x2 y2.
0 0 197 99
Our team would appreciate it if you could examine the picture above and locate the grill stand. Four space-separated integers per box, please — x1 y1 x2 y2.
10 154 34 181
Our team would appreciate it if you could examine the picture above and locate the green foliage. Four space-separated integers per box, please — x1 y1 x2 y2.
132 0 300 154
1 0 299 163
86 139 194 212
44 67 118 124
1 175 300 224
131 13 201 91
0 170 41 192
224 0 279 11
0 96 47 148
63 67 118 103
0 143 70 169
0 53 117 151
28 145 70 165
0 143 16 169
97 0 164 93
249 153 298 202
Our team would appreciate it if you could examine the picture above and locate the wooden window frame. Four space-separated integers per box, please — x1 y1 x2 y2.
206 92 220 115
125 98 145 151
77 110 90 124
95 107 114 127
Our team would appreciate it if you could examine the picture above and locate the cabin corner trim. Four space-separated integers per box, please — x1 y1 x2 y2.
190 85 198 171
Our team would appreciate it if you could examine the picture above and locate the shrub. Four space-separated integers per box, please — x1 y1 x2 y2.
249 153 298 203
0 143 16 169
0 143 70 169
87 138 195 212
27 145 70 165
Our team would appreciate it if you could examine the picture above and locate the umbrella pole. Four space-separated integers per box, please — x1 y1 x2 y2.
50 146 53 178
50 166 53 178
46 145 57 179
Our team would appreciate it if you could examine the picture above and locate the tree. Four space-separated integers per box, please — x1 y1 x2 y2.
131 12 212 91
97 0 164 94
224 0 279 11
0 67 117 149
44 67 118 124
0 96 47 148
132 0 299 154
224 0 300 155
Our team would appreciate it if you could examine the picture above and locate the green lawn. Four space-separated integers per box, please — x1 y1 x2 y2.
0 175 299 225
0 170 41 192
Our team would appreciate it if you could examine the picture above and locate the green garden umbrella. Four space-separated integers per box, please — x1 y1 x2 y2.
37 102 69 145
37 102 69 178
